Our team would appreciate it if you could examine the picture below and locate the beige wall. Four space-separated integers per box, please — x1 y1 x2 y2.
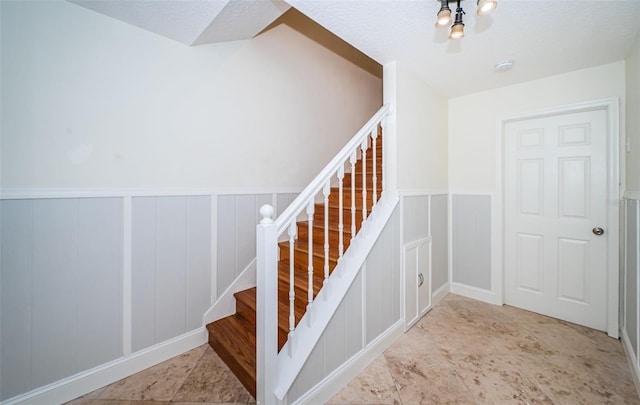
1 1 382 190
396 63 448 191
626 33 640 193
449 62 626 193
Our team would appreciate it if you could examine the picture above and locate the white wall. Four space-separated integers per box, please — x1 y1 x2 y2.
396 64 448 191
0 1 382 190
627 33 640 193
449 61 625 193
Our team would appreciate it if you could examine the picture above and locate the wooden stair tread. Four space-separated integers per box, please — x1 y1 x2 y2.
206 314 256 398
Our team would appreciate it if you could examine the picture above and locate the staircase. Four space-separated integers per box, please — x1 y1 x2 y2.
206 129 383 398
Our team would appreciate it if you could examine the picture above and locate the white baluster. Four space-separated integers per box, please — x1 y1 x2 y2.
323 181 330 284
287 221 297 339
350 151 357 241
337 166 345 260
361 138 368 227
372 128 378 207
306 202 314 319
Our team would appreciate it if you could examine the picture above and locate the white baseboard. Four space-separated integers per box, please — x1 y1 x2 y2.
621 329 640 400
450 282 500 305
432 282 450 307
291 319 404 405
2 328 207 405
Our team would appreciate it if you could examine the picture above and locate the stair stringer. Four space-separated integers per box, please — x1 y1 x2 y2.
202 259 256 325
273 192 399 400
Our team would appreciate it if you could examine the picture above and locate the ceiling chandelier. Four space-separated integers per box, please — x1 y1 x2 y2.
435 0 497 39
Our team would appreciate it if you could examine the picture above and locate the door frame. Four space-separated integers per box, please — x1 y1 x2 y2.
494 98 621 338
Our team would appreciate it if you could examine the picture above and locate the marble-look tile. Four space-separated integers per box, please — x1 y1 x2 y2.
98 345 207 401
170 402 235 405
521 322 624 362
64 387 108 404
498 305 565 325
327 356 402 405
384 352 477 404
518 353 640 404
557 320 628 362
425 327 500 357
446 354 552 404
70 401 166 405
446 300 507 324
172 347 252 403
476 319 557 357
417 305 472 335
386 321 452 358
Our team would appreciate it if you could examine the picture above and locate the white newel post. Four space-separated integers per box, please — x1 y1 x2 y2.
256 204 279 405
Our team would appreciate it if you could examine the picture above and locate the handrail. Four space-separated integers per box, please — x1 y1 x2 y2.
275 104 391 235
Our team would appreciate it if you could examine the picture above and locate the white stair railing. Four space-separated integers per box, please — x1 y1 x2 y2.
256 104 391 404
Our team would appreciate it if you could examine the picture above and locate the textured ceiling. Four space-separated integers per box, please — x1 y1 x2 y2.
288 0 640 97
70 0 640 98
71 0 291 45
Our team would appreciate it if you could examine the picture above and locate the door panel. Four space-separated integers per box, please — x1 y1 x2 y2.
504 109 608 331
557 237 589 303
518 159 543 215
403 237 432 330
516 233 543 293
558 157 590 218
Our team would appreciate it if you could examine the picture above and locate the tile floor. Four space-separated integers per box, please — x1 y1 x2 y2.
67 294 640 404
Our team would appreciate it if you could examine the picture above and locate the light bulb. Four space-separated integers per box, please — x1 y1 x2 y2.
436 9 452 27
477 0 497 16
449 23 464 39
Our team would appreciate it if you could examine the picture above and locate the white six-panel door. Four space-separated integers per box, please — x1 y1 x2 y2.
504 109 608 331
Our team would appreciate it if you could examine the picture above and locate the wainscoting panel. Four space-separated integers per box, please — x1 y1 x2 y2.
186 197 213 330
1 198 123 400
1 190 301 403
155 197 189 344
431 194 448 291
344 270 365 363
131 196 211 352
366 206 401 344
31 199 80 388
76 198 124 370
216 195 236 298
1 199 34 399
402 195 429 243
625 197 639 358
131 197 157 352
452 194 492 291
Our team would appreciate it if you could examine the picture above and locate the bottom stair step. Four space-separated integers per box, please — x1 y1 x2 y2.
206 315 256 398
